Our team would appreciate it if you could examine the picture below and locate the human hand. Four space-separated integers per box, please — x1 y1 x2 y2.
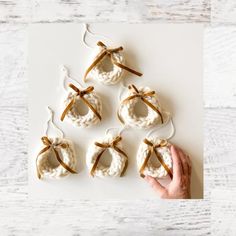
145 145 191 199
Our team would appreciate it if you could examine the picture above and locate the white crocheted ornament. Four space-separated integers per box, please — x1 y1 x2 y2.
86 134 128 178
83 41 142 86
61 83 102 128
89 46 124 85
137 137 173 178
118 84 164 129
36 137 77 179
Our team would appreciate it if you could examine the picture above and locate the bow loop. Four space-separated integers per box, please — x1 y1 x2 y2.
80 86 94 96
128 84 156 98
143 138 154 147
144 138 168 149
97 41 123 54
111 135 122 147
41 136 52 146
59 143 69 149
94 136 122 149
69 83 94 97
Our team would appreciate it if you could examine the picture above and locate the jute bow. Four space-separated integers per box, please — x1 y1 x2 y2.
90 136 128 177
139 138 173 179
36 136 77 179
118 84 164 124
83 41 142 82
61 83 102 121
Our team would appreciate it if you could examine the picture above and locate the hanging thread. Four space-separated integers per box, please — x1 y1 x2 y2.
147 116 175 140
60 65 84 92
82 23 115 49
44 106 64 138
105 125 129 137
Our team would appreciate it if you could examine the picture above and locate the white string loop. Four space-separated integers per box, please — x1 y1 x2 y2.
147 115 175 141
44 106 64 138
82 24 94 49
118 79 130 101
60 65 84 92
82 23 115 49
105 125 129 137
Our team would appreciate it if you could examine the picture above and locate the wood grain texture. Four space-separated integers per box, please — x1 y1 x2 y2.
0 0 210 23
212 0 236 23
204 26 236 108
212 189 236 236
1 0 236 235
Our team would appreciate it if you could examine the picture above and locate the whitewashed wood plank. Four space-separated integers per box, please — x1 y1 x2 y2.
204 26 236 108
0 105 28 195
0 0 30 23
204 108 236 196
0 0 210 23
145 0 210 22
211 189 236 236
29 199 210 236
212 0 236 24
0 25 27 107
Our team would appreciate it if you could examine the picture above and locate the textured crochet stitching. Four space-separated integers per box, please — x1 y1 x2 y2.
88 46 124 85
36 137 77 179
137 137 173 178
62 84 102 128
86 134 128 178
118 85 163 129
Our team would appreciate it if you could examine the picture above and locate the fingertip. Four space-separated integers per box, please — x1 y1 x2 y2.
170 144 177 153
145 175 165 195
170 144 183 178
170 145 178 158
144 175 152 182
144 176 158 187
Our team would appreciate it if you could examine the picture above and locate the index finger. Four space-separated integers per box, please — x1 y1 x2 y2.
170 145 183 180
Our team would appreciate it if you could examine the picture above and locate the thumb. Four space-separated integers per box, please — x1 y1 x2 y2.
145 176 165 196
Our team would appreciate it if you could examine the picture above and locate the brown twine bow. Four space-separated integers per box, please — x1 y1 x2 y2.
61 83 102 122
83 41 143 82
139 138 173 179
90 136 128 177
118 84 164 124
36 136 77 179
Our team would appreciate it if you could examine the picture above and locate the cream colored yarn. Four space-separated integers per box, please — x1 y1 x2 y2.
86 134 127 178
118 85 163 129
36 137 77 179
63 87 102 128
88 46 124 85
137 137 172 178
